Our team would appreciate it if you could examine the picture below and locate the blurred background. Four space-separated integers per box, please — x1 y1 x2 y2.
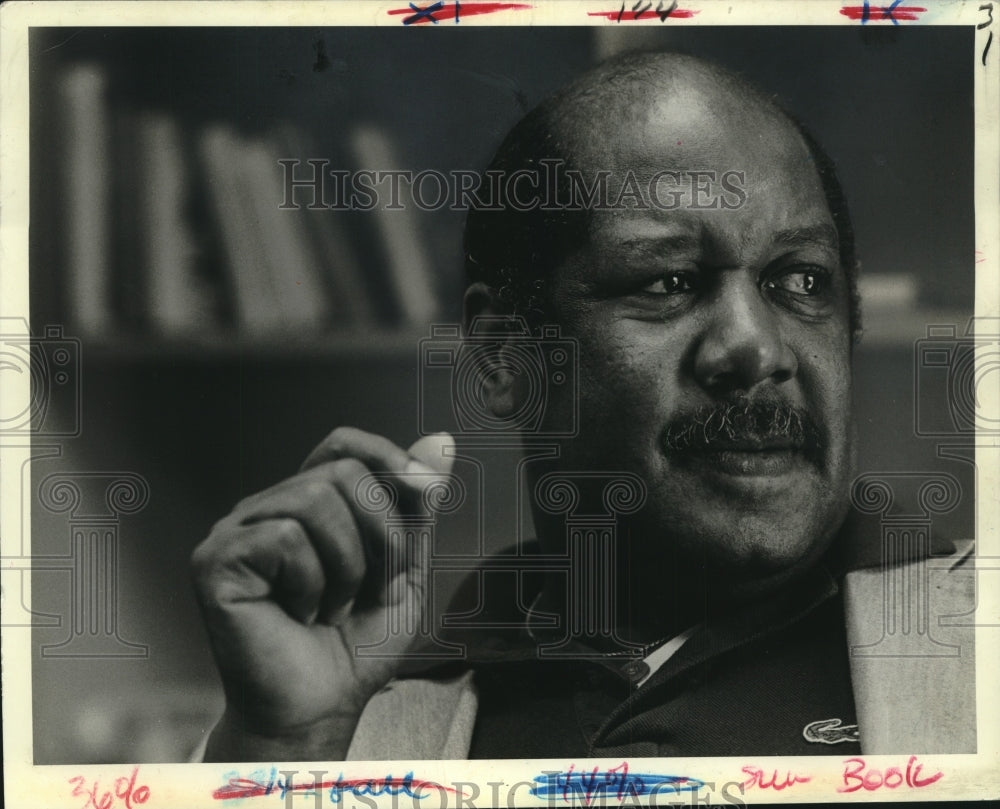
27 24 975 763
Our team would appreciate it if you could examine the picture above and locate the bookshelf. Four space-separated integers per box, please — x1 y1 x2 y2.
29 27 603 353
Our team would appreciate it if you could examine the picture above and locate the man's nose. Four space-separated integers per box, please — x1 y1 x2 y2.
692 277 797 394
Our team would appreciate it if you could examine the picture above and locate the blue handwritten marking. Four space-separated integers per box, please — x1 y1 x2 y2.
404 1 445 24
322 773 427 804
532 764 704 803
863 0 905 24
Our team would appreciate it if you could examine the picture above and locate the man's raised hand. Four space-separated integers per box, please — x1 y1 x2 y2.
190 427 455 761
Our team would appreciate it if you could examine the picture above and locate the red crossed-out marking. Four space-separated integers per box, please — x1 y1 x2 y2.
840 2 927 23
588 4 697 21
388 2 532 24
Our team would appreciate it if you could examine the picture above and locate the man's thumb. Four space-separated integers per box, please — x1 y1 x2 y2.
407 432 455 475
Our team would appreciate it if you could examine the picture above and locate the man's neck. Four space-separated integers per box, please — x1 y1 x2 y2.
527 571 710 652
527 552 834 653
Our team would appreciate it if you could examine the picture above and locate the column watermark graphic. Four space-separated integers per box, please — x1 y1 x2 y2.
353 469 467 659
850 472 963 657
35 472 150 658
532 471 647 657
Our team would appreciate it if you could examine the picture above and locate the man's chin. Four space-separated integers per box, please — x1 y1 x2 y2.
708 525 821 573
639 499 843 582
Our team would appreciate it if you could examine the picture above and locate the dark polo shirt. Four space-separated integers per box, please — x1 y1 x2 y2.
408 541 864 758
464 565 860 758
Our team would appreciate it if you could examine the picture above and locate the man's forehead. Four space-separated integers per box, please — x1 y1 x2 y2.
587 214 841 262
563 82 833 257
569 86 806 176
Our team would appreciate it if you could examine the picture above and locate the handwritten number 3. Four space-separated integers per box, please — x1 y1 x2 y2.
981 3 994 65
980 3 995 28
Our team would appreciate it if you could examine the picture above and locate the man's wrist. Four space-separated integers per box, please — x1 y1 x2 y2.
202 708 362 763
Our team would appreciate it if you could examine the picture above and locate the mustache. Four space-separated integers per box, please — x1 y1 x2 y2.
662 400 824 458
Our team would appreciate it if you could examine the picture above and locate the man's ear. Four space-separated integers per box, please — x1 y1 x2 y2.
463 281 503 333
462 282 523 419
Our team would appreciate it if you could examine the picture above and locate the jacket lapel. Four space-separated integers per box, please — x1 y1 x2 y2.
843 540 976 754
347 669 478 760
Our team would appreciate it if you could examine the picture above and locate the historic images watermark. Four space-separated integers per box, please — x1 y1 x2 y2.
278 159 748 213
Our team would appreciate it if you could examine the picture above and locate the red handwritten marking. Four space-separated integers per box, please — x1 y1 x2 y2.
587 8 698 20
387 2 532 23
741 766 811 791
838 755 943 793
213 775 463 801
839 5 927 22
68 767 150 809
562 762 576 803
975 250 986 264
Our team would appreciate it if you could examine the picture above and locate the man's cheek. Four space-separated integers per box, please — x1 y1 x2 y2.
577 377 663 457
802 352 853 458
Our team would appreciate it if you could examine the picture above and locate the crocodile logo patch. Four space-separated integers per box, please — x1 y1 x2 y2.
803 718 860 745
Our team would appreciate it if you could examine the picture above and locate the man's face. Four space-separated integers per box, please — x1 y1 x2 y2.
539 83 855 579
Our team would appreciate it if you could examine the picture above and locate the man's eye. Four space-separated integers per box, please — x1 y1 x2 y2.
765 269 829 296
642 271 699 295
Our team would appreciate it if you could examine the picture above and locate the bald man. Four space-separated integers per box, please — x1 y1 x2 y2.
191 52 975 761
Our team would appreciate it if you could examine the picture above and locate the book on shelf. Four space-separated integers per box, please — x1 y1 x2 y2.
240 132 332 332
136 112 214 336
110 106 147 331
276 124 379 330
59 63 113 336
198 124 288 336
349 123 441 328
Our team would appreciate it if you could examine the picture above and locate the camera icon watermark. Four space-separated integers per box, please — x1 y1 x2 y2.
914 317 1000 437
0 319 81 437
418 316 578 439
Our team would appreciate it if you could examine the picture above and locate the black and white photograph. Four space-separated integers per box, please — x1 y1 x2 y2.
2 1 998 806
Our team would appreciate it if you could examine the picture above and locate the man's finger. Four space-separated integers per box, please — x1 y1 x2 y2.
301 426 455 479
406 432 455 475
192 518 325 625
227 474 369 620
301 426 416 474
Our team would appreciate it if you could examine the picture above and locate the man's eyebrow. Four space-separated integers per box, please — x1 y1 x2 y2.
772 224 840 251
615 234 702 256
